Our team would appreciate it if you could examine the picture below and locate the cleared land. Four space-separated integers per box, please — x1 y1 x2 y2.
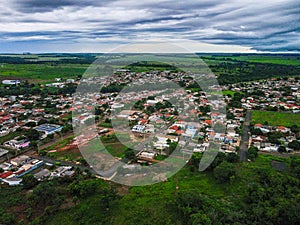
251 110 300 127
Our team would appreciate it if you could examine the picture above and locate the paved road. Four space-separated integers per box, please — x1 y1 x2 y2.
239 110 252 161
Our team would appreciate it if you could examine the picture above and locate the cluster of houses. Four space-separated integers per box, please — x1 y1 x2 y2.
223 78 300 153
0 73 299 180
0 154 75 186
0 80 70 149
250 124 299 152
227 78 300 112
73 71 244 163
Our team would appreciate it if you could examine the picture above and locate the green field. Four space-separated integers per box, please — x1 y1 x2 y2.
1 153 299 225
222 90 237 97
47 154 299 225
0 63 88 82
0 54 299 84
230 55 300 66
202 54 300 66
251 110 300 127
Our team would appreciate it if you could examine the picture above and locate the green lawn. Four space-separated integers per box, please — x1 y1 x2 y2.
251 110 300 127
222 90 236 97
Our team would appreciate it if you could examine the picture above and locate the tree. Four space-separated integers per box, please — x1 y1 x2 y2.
226 153 239 163
22 174 38 189
291 125 300 133
68 179 99 198
124 148 137 162
278 146 286 153
168 142 178 155
248 146 259 161
210 152 226 170
214 161 236 183
252 128 263 135
25 129 40 141
290 157 300 179
190 212 212 225
288 140 300 150
30 140 38 148
100 187 118 210
29 182 62 207
174 191 205 222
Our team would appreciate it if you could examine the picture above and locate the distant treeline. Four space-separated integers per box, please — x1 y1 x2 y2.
215 62 300 84
0 54 98 64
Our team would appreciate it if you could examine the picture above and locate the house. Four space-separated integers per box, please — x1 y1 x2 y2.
0 162 13 171
276 126 290 133
182 126 197 139
0 171 13 179
10 155 30 167
34 123 63 135
132 125 146 133
139 151 156 159
34 169 51 181
5 138 30 150
1 177 22 186
0 148 8 157
2 80 20 85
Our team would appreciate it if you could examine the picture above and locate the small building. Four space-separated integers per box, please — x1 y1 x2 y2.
10 155 30 167
1 177 22 186
34 124 63 135
2 80 20 85
34 169 51 181
0 148 9 157
140 151 156 159
5 139 30 150
132 125 146 133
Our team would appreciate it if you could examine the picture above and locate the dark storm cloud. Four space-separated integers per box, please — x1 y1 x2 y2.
12 0 111 13
1 0 299 52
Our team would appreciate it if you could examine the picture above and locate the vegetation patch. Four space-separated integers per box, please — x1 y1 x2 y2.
251 110 300 127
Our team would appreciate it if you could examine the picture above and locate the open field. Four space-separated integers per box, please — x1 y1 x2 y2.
230 55 300 66
0 63 88 82
0 53 299 84
201 54 300 66
251 110 300 127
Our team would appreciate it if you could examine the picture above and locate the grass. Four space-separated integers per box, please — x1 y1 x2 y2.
251 110 300 127
43 135 75 152
104 143 128 158
222 90 237 97
202 55 300 66
230 55 300 66
0 131 22 144
0 63 88 82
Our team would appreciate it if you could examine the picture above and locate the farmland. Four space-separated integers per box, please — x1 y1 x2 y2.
201 54 300 66
0 53 299 84
0 63 88 83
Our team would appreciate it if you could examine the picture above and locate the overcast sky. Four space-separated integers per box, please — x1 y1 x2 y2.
0 0 299 53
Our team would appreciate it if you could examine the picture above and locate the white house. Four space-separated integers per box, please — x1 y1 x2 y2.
2 80 20 85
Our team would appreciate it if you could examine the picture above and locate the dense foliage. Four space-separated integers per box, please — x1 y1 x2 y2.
1 154 299 225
